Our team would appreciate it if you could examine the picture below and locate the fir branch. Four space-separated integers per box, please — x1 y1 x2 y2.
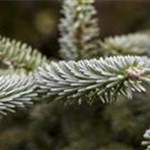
36 56 150 104
0 36 48 71
101 33 150 56
142 128 150 150
0 73 37 116
59 0 100 60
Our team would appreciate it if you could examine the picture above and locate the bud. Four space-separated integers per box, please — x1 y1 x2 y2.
126 67 144 79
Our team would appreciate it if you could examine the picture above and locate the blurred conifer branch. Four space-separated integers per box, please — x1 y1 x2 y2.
142 128 150 150
0 36 48 72
101 32 150 56
59 0 100 60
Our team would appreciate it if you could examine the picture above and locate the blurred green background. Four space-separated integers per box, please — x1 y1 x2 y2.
0 0 150 150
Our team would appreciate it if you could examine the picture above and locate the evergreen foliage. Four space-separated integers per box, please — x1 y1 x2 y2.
36 56 150 103
0 74 37 116
0 0 150 150
0 36 48 71
101 33 150 56
0 35 48 116
142 128 150 150
59 0 100 60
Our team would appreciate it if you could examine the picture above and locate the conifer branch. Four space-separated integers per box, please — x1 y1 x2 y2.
101 33 150 56
0 36 48 71
36 56 150 104
0 74 37 116
142 128 150 150
59 0 100 60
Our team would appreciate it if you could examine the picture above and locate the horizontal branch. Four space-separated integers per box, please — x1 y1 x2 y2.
36 56 150 104
0 55 150 116
0 74 37 116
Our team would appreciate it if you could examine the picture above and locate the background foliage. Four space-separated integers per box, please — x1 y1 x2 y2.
0 0 150 150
